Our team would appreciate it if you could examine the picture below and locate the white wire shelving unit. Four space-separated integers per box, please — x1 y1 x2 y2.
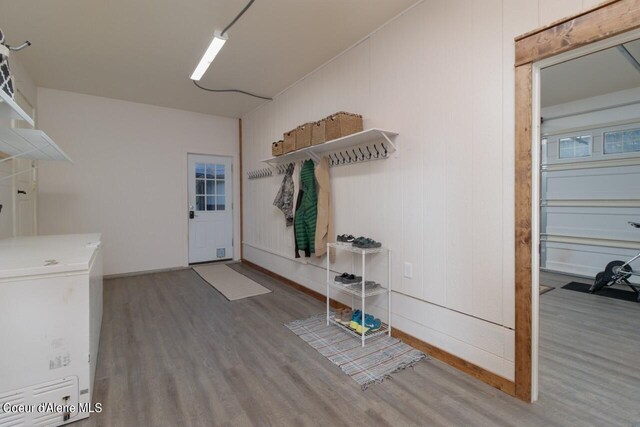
0 81 71 181
0 89 35 127
326 242 391 347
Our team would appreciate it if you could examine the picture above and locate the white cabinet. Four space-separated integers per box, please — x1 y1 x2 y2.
0 234 103 427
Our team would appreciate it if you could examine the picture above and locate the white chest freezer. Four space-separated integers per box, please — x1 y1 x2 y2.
0 234 103 427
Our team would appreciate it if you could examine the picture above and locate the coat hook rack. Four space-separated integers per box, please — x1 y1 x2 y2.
326 140 397 168
381 142 388 157
247 167 273 180
276 162 294 175
262 129 399 170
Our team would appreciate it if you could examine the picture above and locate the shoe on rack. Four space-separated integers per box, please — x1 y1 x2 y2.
364 281 382 292
337 234 355 243
335 272 349 283
339 309 353 325
349 309 362 330
341 274 362 284
353 237 382 249
355 314 382 334
351 236 366 247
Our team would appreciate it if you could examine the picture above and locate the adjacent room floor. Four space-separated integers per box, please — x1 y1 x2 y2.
77 264 640 426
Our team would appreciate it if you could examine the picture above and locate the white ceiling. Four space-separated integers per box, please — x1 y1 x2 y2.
541 39 640 107
0 0 417 118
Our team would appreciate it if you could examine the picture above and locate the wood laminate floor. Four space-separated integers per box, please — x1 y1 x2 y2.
76 265 640 426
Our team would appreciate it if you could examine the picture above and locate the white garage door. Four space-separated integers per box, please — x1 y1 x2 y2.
541 122 640 283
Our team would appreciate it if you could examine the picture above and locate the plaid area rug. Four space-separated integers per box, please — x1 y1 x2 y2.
285 313 428 389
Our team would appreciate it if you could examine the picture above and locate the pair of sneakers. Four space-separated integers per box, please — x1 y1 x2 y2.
352 237 382 248
348 310 382 334
335 272 362 284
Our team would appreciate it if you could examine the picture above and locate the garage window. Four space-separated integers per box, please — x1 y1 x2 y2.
559 135 592 159
604 128 640 154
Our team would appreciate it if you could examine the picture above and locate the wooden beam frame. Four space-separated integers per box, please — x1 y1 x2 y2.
239 118 244 260
513 0 640 402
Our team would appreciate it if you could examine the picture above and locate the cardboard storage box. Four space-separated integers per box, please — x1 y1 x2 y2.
325 112 363 141
295 122 313 150
272 140 283 156
283 129 296 153
311 120 326 146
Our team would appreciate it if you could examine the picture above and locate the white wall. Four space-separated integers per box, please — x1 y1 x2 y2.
36 88 239 276
241 0 598 381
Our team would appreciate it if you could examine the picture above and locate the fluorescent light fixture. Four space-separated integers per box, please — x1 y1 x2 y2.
190 32 228 81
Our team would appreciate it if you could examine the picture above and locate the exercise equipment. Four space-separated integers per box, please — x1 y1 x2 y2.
590 222 640 302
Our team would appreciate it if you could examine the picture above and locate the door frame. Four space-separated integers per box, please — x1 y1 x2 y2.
186 152 235 265
513 0 640 402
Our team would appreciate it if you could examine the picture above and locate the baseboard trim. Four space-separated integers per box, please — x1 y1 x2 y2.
241 258 517 398
390 328 516 395
104 260 242 280
242 259 347 309
105 266 189 279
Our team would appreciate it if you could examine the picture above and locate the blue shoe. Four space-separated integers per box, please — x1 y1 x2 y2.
349 310 362 330
366 316 382 332
355 314 382 333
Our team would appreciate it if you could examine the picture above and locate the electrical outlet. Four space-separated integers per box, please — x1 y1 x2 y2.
403 262 413 279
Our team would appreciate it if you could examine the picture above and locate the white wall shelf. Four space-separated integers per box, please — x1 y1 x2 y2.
0 128 71 162
262 128 398 165
0 89 35 127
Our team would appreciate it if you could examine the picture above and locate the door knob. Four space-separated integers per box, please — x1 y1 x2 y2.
17 190 26 195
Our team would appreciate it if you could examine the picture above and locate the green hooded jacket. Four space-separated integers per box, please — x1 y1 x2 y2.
294 160 317 254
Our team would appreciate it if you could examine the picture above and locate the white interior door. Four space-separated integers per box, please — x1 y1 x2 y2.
188 154 233 264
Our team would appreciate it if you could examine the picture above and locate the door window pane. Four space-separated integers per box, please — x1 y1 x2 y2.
605 128 640 154
206 180 215 195
216 181 225 195
195 163 205 179
206 196 215 211
623 129 640 152
216 196 225 211
196 179 205 195
216 164 225 179
196 196 205 211
559 135 591 159
205 164 216 179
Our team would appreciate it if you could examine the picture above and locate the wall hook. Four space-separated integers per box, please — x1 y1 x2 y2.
358 148 366 161
373 144 380 158
339 152 346 164
381 142 388 157
366 146 373 159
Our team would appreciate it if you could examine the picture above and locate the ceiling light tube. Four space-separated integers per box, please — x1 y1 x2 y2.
190 32 228 81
